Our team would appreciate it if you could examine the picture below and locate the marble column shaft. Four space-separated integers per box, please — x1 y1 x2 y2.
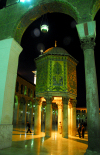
29 105 33 124
13 101 20 124
58 104 62 133
83 40 100 153
76 21 100 154
71 99 77 136
62 97 69 138
22 103 27 124
45 97 52 137
68 103 72 136
34 98 41 135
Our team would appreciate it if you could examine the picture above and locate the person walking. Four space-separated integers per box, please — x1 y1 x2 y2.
26 121 31 133
82 125 85 138
78 124 81 138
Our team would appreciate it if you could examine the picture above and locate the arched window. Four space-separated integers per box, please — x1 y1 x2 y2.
30 89 33 98
16 82 19 92
34 90 36 98
24 86 27 95
28 88 30 97
21 84 23 94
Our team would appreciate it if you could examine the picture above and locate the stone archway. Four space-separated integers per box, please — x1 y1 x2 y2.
0 0 100 154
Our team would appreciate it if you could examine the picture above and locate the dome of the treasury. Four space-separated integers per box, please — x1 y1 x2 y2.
43 47 69 56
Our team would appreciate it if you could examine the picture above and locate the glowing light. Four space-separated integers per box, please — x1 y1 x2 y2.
40 25 49 33
20 0 31 2
33 28 40 37
20 0 25 2
32 71 37 84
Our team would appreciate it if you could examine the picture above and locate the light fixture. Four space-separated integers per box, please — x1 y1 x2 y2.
40 25 49 33
40 14 49 33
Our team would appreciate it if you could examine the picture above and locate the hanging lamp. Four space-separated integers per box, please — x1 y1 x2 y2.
40 14 49 33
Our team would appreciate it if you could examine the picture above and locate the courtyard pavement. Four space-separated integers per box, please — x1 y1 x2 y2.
0 124 88 155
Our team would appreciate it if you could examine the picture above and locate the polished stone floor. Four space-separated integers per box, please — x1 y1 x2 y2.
0 124 88 155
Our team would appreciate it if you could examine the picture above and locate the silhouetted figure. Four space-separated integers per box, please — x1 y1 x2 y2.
78 124 81 138
26 121 31 133
82 125 85 138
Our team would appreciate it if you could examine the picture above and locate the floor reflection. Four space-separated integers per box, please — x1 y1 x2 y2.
0 124 88 155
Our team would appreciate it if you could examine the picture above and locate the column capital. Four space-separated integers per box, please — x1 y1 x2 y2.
44 96 53 104
62 97 69 105
70 99 77 107
76 21 96 51
58 102 63 109
35 97 42 105
80 37 96 51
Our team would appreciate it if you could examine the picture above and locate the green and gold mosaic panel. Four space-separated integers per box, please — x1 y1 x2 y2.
67 58 77 95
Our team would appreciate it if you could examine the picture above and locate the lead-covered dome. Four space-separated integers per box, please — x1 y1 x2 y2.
43 47 69 56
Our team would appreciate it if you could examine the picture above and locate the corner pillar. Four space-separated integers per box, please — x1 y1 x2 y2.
76 21 100 154
0 38 22 149
62 97 69 138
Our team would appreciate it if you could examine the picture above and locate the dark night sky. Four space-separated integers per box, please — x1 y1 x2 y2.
17 10 100 107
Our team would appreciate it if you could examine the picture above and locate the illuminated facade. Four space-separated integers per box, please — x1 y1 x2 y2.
14 75 35 124
34 46 78 138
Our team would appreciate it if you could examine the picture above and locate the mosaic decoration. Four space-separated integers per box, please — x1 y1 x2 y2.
36 57 48 93
53 62 63 86
67 57 77 95
35 47 77 97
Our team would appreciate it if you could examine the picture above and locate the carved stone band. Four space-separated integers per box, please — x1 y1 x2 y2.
81 37 96 51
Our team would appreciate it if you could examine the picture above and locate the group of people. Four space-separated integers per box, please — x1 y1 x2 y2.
78 124 85 138
26 121 85 138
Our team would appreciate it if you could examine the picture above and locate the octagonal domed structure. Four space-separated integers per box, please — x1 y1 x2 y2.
35 46 78 99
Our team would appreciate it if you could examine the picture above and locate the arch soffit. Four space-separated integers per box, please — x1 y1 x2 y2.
14 1 79 44
91 0 100 19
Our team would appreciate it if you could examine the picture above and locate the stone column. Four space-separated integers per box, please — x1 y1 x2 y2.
71 99 77 136
29 104 33 124
0 38 22 149
34 97 41 135
76 21 100 154
45 96 53 137
68 103 72 136
13 97 20 124
62 97 69 138
58 103 62 133
22 102 27 124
